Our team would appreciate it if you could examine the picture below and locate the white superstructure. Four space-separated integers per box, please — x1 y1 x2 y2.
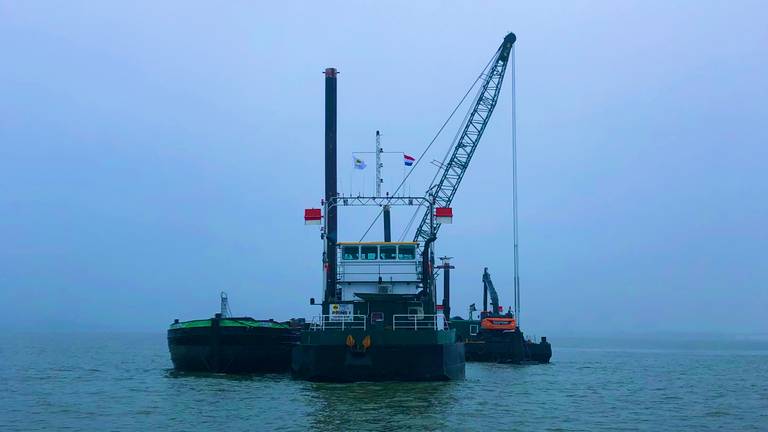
336 242 422 301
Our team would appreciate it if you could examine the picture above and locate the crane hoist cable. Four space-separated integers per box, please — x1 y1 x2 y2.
398 78 482 241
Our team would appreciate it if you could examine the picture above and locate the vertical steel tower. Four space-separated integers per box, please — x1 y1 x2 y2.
324 67 338 310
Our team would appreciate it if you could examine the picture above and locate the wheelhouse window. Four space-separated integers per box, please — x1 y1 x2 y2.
380 245 397 260
360 246 378 260
398 245 416 260
342 246 359 260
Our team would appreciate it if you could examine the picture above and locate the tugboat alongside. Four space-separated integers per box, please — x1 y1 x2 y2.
450 269 551 364
291 68 464 382
168 293 301 373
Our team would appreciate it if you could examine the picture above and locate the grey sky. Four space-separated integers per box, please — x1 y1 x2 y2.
1 1 766 335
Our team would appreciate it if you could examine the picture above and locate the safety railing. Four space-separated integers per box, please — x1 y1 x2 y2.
310 315 367 331
392 314 448 330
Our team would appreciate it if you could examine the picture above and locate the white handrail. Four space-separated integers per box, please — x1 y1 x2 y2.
310 314 447 331
392 314 447 330
311 314 367 331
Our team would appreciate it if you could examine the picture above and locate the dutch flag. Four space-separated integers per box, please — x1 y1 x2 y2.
404 154 415 167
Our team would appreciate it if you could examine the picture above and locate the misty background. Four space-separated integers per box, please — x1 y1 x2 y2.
1 1 766 336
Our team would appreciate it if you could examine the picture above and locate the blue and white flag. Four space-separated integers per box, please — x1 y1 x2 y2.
353 156 367 170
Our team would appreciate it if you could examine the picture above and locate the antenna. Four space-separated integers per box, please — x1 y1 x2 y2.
375 130 383 197
220 291 232 318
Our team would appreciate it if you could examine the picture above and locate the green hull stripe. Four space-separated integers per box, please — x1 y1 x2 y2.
169 319 289 330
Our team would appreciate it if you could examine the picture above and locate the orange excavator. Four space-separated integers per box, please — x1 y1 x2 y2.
451 267 551 363
480 267 517 330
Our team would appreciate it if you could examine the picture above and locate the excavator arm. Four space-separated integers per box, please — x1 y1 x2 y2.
482 267 500 314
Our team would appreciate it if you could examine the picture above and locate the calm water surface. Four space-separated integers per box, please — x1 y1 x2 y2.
2 333 766 431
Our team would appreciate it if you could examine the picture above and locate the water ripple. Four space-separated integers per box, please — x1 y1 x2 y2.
1 333 767 431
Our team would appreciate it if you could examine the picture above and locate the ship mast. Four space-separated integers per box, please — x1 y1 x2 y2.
377 131 393 241
375 130 383 197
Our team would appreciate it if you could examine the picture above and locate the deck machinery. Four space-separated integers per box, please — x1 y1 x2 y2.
451 269 551 364
403 31 551 364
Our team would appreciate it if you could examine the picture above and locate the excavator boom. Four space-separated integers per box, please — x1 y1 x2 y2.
482 267 500 314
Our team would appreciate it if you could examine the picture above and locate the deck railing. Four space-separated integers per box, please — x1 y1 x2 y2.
310 314 448 331
392 314 448 330
310 315 367 331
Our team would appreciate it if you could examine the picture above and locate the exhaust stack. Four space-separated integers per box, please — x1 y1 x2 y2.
383 205 392 242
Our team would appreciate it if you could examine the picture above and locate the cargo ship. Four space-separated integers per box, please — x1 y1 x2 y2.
167 293 301 373
291 68 465 382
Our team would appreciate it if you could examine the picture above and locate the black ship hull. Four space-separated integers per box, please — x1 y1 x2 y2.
455 323 552 364
292 343 465 382
167 319 300 373
522 337 552 364
291 330 465 382
466 334 551 363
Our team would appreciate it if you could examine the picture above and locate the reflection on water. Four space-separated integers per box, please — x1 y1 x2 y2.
306 381 461 430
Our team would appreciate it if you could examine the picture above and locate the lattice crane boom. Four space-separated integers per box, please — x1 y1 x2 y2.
413 32 516 243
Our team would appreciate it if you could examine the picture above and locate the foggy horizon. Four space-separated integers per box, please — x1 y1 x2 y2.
1 1 766 337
